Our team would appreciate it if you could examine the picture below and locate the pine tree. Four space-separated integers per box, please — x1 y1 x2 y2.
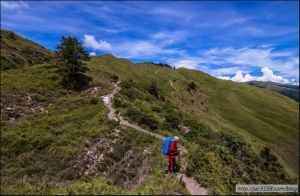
54 36 90 74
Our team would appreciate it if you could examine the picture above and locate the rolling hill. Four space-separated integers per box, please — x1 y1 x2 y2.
1 30 299 195
1 30 54 70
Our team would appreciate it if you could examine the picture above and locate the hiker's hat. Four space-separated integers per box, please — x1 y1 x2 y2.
174 136 179 141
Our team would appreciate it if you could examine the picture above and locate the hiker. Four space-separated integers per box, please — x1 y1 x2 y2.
168 136 180 174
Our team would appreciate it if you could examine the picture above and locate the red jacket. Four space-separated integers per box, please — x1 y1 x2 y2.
169 140 177 158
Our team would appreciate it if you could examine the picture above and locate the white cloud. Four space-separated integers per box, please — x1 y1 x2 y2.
127 41 161 57
217 67 297 85
170 46 298 85
201 46 299 79
208 66 252 76
1 1 29 10
290 78 299 86
82 34 112 51
89 52 96 56
151 31 187 46
172 60 199 70
113 41 181 58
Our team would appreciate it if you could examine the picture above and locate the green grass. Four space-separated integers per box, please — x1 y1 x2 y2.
1 60 191 195
1 30 54 70
1 32 299 194
245 81 299 102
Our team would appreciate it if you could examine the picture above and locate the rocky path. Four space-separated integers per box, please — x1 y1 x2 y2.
102 81 208 195
169 79 179 91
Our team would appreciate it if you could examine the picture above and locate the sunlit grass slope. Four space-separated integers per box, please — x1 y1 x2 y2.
1 32 298 195
87 54 299 176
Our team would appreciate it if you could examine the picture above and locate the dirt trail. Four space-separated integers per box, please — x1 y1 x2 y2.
102 81 208 195
169 79 179 91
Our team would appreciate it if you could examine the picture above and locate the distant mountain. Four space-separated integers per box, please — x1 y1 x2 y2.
0 30 54 70
244 81 299 102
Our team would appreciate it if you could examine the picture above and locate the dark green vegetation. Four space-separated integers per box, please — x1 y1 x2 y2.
1 30 54 70
245 81 299 102
1 31 299 194
147 62 175 70
53 35 92 91
184 128 298 194
54 35 90 75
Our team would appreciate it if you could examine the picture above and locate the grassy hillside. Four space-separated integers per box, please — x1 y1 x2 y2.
0 30 54 70
1 32 299 194
245 81 299 102
1 63 189 195
87 55 299 175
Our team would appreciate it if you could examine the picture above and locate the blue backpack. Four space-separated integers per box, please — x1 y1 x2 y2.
163 136 173 155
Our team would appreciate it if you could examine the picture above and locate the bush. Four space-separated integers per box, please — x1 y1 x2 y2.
122 88 136 100
113 98 121 107
148 80 160 98
183 117 207 131
164 112 181 129
125 108 142 121
111 74 118 81
125 108 159 130
188 82 197 91
90 97 98 104
8 32 16 40
138 113 159 130
121 79 133 89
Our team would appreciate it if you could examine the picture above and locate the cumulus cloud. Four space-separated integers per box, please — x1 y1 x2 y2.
202 46 298 76
1 1 29 10
217 67 298 85
89 52 96 56
82 34 111 51
198 46 299 85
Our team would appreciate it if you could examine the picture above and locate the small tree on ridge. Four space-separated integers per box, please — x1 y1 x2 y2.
54 36 90 74
54 36 92 90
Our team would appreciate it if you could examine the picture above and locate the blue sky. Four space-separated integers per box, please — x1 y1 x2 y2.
1 1 299 85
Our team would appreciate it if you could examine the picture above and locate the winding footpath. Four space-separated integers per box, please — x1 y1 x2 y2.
102 81 208 195
169 79 179 91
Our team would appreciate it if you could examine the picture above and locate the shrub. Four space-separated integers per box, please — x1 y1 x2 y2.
113 98 121 107
188 82 197 90
125 108 142 121
122 88 136 100
121 79 133 89
8 32 16 40
111 74 118 81
183 117 207 130
148 80 159 98
164 112 181 129
138 113 159 130
90 97 98 105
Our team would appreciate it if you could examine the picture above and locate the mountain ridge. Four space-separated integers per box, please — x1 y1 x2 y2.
244 80 299 102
